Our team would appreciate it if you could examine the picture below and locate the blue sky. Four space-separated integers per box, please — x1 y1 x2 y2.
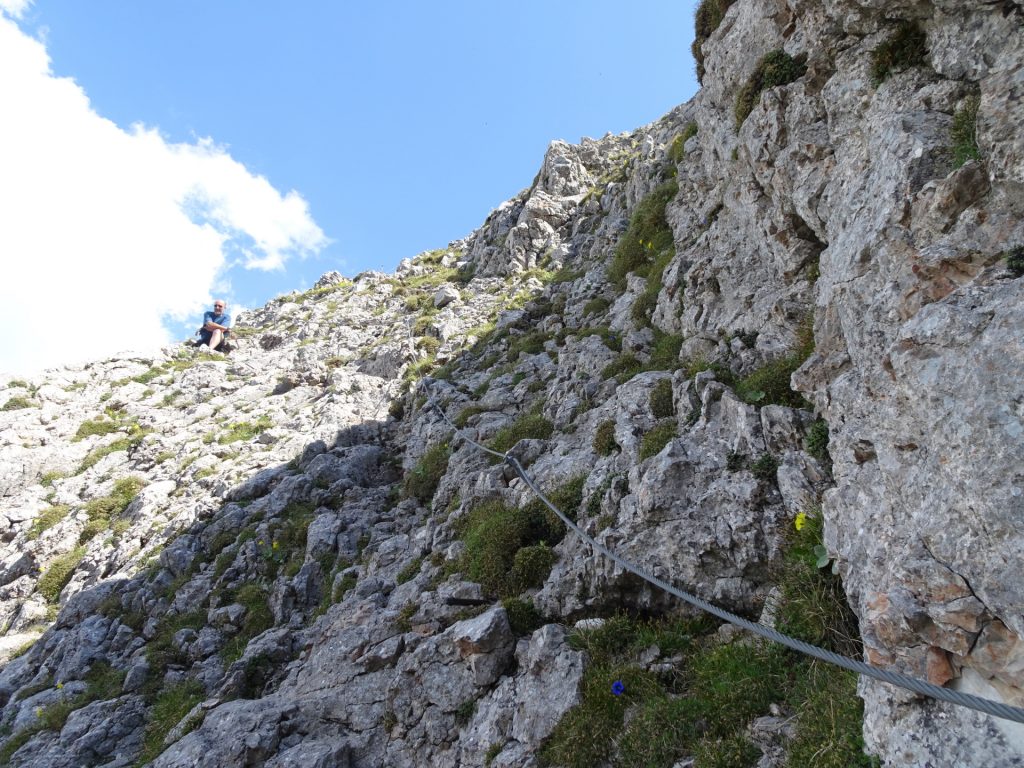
0 1 698 375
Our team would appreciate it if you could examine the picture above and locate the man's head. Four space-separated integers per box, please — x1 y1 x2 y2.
213 300 227 313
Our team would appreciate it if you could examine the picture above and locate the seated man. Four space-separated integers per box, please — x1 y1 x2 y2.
198 299 232 351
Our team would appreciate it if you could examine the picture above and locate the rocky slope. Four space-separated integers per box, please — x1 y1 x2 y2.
1 0 1023 766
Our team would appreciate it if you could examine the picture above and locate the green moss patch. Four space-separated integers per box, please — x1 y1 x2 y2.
870 21 927 86
487 413 554 455
218 415 272 444
402 443 450 504
38 547 86 603
593 420 618 456
649 379 674 419
640 420 678 461
734 49 807 128
28 505 71 540
1 396 36 411
457 488 572 598
74 417 121 441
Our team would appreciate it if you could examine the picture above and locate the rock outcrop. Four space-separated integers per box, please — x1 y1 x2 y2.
1 1 1023 766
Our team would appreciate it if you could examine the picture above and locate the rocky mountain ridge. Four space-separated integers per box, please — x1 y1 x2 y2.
1 0 1023 766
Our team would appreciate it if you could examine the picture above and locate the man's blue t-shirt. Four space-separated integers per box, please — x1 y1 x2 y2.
199 311 231 344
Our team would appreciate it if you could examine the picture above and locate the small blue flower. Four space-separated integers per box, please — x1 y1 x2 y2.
611 680 625 696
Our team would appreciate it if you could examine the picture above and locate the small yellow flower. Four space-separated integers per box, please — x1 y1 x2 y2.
258 540 265 546
795 512 807 531
56 682 63 689
272 541 279 550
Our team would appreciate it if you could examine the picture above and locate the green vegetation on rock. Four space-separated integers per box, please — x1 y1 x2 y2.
649 379 674 419
609 181 678 288
38 546 87 603
805 418 830 467
951 93 981 167
487 412 554 455
0 662 127 764
80 476 147 544
28 505 71 540
692 0 737 83
73 417 121 441
502 597 545 635
457 480 578 598
221 583 275 663
870 21 927 86
137 679 205 765
218 415 272 444
540 523 872 768
1006 246 1024 277
593 420 618 456
402 443 450 504
639 420 678 460
1 396 36 411
734 49 807 128
602 332 683 384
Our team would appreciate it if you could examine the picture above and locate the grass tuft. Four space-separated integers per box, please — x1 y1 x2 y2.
73 417 120 441
735 49 807 128
650 379 674 419
2 396 36 411
692 0 737 83
402 443 450 504
458 491 568 598
218 415 272 444
502 597 544 635
137 679 205 764
805 418 831 468
951 93 981 167
1006 246 1024 277
38 547 86 603
221 584 274 663
593 420 618 456
608 182 678 287
487 413 554 455
639 420 677 461
28 505 71 540
870 21 927 86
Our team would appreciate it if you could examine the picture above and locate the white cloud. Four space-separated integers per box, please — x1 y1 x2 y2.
0 0 32 19
0 15 327 376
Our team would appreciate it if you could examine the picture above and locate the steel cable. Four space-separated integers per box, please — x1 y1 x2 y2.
416 382 1024 725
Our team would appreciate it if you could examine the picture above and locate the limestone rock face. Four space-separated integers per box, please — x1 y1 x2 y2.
1 1 1023 766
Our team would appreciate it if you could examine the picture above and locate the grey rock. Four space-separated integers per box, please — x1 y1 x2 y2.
3 5 1024 766
433 284 461 309
265 740 352 768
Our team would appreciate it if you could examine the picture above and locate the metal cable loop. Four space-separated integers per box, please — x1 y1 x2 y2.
416 386 1024 725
